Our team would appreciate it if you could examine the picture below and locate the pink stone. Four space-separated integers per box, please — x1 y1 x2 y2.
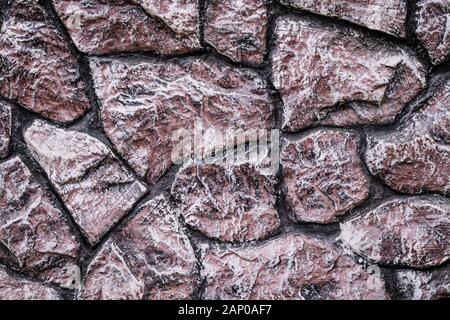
53 0 201 55
0 157 80 288
271 16 426 131
0 0 89 123
0 103 11 158
24 120 147 245
205 0 268 65
396 267 450 300
202 233 388 299
340 197 450 268
281 130 369 224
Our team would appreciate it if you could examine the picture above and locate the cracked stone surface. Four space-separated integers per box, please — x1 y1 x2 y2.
24 120 147 245
201 233 388 300
340 197 450 268
0 267 60 300
396 267 450 300
279 0 407 38
365 82 450 195
416 0 450 65
53 0 201 55
90 57 274 184
78 195 199 300
0 0 89 123
271 16 426 131
0 102 11 159
205 0 268 65
171 163 280 242
0 157 80 288
281 130 369 224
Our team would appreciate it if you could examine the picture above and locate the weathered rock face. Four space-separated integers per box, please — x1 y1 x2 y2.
53 0 201 55
271 16 426 132
281 130 369 224
0 157 80 288
201 233 388 300
24 120 147 245
279 0 407 38
416 0 450 65
365 83 450 195
341 198 450 268
90 57 274 184
0 267 60 300
78 195 199 300
0 0 89 123
171 163 280 242
396 267 450 300
0 103 11 159
205 0 268 65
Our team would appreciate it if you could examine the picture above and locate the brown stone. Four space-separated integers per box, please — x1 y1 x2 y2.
279 0 407 38
365 82 450 195
201 233 388 299
271 16 426 131
53 0 201 55
0 267 60 300
78 195 199 300
0 0 89 123
281 130 369 224
24 120 147 245
0 103 11 159
416 0 450 65
171 163 280 242
395 267 450 300
0 157 80 288
340 197 450 268
205 0 268 65
90 57 274 184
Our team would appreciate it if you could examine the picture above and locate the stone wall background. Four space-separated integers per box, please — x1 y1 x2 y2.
0 0 449 300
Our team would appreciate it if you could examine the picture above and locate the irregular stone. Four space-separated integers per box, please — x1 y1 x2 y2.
78 195 199 300
171 163 280 242
24 120 147 245
0 103 11 158
201 233 388 300
53 0 201 55
416 0 450 65
271 16 426 131
281 130 369 224
0 0 89 123
365 82 450 195
279 0 407 38
0 157 79 288
205 0 268 65
90 57 274 184
396 267 450 300
340 197 450 268
0 267 60 300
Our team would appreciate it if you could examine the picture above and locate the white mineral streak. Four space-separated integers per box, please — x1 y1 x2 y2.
396 268 450 300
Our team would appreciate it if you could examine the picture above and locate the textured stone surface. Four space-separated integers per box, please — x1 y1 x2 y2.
0 103 11 159
271 16 426 131
0 0 89 123
201 233 388 300
281 130 369 224
205 0 268 65
341 198 450 268
416 0 450 65
90 57 274 184
279 0 407 38
365 83 450 195
24 120 147 245
78 195 199 300
0 267 60 300
53 0 201 55
0 157 80 288
171 163 280 242
396 267 450 300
